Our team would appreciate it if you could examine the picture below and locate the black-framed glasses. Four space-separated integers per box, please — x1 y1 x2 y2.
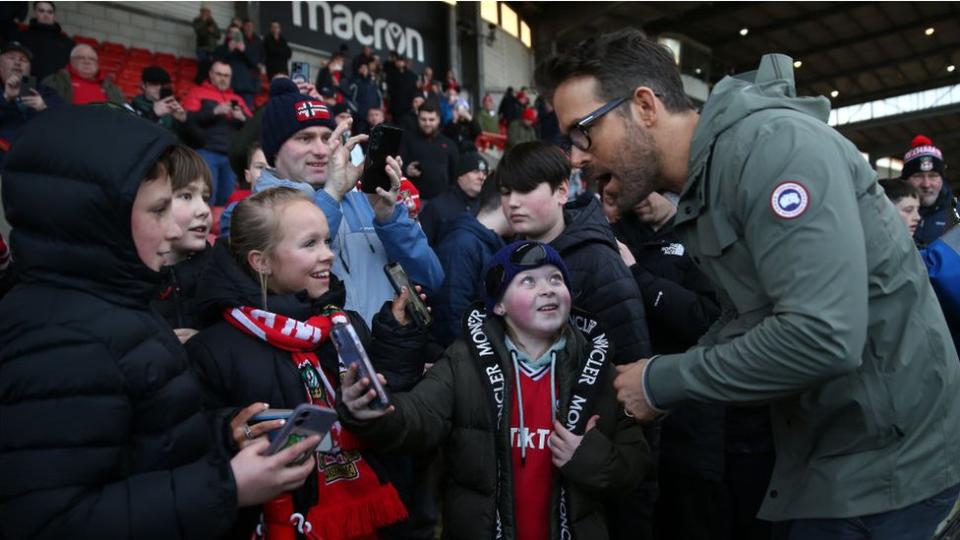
485 242 549 300
563 92 662 152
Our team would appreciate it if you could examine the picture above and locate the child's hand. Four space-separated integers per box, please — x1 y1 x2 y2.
341 364 395 420
548 415 599 468
390 285 429 326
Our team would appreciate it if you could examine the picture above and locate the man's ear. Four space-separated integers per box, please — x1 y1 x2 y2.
247 250 270 275
630 86 660 129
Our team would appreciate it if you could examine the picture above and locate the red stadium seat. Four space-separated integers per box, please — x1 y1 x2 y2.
155 53 177 64
74 35 99 48
129 47 152 60
101 41 127 55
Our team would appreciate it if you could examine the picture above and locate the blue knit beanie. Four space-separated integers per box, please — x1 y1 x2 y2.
261 78 337 166
483 241 572 313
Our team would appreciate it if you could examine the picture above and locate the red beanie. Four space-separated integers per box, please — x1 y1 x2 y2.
522 107 537 123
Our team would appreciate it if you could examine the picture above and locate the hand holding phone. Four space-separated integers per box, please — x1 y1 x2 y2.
330 314 391 409
265 404 338 464
385 262 432 328
290 61 310 83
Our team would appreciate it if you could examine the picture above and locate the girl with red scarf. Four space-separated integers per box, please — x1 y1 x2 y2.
187 187 429 540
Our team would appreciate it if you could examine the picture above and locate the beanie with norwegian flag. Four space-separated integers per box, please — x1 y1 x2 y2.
261 78 337 166
901 134 946 179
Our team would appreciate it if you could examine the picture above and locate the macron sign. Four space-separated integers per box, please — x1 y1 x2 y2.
261 1 449 69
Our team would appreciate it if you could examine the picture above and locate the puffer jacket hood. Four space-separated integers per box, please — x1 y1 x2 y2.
195 238 346 322
689 53 831 173
552 193 618 255
2 105 177 307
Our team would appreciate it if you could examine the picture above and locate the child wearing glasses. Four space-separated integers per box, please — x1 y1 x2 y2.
339 240 649 540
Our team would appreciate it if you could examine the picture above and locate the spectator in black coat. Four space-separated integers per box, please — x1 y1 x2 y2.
346 61 382 133
12 1 73 81
386 56 418 120
0 105 317 540
399 102 458 201
497 86 523 125
418 151 488 247
263 21 291 78
442 102 482 155
215 25 259 110
603 181 727 540
0 40 61 156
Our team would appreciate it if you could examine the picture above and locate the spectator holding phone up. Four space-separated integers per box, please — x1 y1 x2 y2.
0 41 60 156
129 66 203 148
253 78 444 325
0 106 318 540
186 186 429 539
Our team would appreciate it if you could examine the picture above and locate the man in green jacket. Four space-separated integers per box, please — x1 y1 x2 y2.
537 29 960 538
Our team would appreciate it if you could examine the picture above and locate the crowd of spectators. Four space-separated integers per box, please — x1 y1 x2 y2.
2 6 959 540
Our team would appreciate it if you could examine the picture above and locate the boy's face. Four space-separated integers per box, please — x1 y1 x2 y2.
497 264 571 339
894 195 921 236
501 181 568 240
244 148 268 188
171 179 212 256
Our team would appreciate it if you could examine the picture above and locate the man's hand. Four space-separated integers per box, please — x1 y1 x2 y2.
152 97 173 118
405 161 422 178
3 74 20 102
324 118 368 201
213 101 233 116
549 415 598 468
617 240 636 267
295 80 321 100
613 359 659 421
19 89 46 111
231 104 247 122
169 99 188 122
367 155 402 222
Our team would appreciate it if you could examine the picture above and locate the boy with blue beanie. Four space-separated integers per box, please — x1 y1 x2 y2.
340 240 649 540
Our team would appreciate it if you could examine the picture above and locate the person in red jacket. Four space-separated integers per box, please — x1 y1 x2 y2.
182 60 252 206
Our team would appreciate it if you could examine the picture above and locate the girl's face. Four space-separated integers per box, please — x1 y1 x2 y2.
131 175 181 271
497 264 571 341
170 179 211 258
264 200 335 299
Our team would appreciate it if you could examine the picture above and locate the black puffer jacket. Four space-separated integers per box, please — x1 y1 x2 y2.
186 240 429 538
552 194 653 364
339 306 650 540
152 245 213 331
0 106 237 540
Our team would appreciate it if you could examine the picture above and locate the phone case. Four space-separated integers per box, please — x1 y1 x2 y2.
361 124 403 193
265 404 338 461
384 263 432 328
330 315 391 409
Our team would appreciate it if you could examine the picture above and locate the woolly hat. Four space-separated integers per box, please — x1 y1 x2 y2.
902 135 945 179
482 241 572 313
456 151 488 178
141 66 171 85
261 78 336 166
398 179 421 219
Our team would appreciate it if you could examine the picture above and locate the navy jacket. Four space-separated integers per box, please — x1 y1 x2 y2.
431 214 505 346
915 185 956 247
418 184 479 248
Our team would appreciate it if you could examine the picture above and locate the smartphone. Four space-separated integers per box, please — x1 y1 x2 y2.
384 262 432 328
361 124 403 194
159 86 174 100
250 408 293 424
290 61 310 83
330 314 391 409
231 99 240 110
18 75 35 98
265 404 338 463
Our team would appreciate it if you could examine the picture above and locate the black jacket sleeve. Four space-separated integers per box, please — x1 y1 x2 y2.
630 263 720 347
367 301 429 391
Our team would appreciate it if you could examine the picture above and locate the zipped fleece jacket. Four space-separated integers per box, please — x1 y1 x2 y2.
339 308 650 539
646 53 960 520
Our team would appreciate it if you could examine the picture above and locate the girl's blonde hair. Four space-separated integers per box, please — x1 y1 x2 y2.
229 187 313 308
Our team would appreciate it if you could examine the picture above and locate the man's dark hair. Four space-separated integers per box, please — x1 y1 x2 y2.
497 141 570 194
880 179 920 204
34 1 54 12
417 102 438 116
477 169 502 213
534 28 694 113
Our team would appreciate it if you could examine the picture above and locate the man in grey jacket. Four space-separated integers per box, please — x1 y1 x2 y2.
537 28 960 539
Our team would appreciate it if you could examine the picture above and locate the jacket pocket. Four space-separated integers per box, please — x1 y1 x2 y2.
697 209 738 257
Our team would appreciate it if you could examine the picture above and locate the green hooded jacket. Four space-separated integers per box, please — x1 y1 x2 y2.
646 53 960 520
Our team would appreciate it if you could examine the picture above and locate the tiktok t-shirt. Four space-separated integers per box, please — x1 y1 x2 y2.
510 363 555 540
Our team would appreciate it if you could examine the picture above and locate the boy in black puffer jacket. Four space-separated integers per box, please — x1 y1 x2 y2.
0 106 318 540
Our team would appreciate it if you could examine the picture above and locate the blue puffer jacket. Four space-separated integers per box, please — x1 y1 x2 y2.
431 214 504 346
922 226 960 355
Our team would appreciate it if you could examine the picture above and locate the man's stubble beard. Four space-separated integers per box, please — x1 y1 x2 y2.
614 119 662 215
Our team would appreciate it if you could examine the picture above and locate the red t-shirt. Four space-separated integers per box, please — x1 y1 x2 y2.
510 364 555 540
68 65 107 105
